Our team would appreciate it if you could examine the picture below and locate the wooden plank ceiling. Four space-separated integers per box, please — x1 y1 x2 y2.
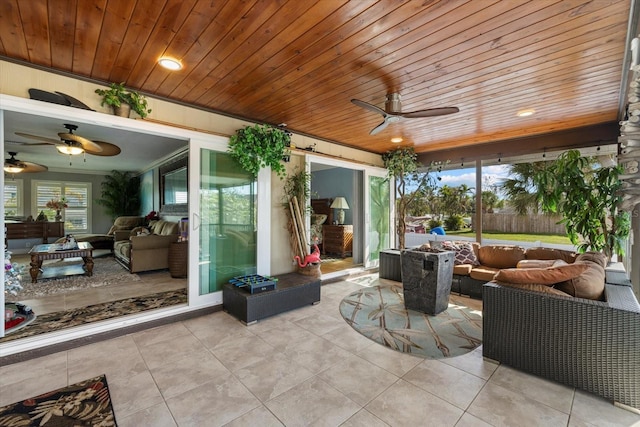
0 0 631 159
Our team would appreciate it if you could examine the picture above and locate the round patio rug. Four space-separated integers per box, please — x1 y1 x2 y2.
339 284 482 359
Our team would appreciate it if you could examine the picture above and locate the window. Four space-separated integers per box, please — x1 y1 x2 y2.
3 179 24 218
33 180 91 233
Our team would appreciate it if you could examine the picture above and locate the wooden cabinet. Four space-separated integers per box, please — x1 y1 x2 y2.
322 225 353 258
5 221 64 244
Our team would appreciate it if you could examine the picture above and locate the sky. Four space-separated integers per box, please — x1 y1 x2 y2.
435 164 511 196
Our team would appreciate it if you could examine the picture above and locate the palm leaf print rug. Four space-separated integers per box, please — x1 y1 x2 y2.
0 375 117 426
339 284 482 358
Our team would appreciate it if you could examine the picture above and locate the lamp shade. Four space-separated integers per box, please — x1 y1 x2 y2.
330 197 349 210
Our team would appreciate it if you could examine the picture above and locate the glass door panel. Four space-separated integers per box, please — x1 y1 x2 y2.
366 173 391 268
198 149 257 295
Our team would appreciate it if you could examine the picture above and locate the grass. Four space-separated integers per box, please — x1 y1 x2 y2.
445 229 573 245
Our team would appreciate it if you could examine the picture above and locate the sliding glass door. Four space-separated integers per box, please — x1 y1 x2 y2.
188 138 259 306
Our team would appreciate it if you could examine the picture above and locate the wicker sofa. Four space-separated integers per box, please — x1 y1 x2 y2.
483 264 640 411
444 243 578 299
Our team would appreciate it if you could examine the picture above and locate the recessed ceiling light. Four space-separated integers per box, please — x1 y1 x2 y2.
517 109 535 117
158 57 183 71
391 137 403 143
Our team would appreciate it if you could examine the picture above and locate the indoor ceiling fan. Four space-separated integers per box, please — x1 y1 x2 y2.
4 152 48 173
351 93 459 135
13 123 121 156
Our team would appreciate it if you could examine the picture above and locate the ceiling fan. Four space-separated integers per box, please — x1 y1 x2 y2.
4 152 48 173
13 123 121 156
351 93 459 135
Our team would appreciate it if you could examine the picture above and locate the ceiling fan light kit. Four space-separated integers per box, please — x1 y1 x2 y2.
4 152 48 174
351 93 459 135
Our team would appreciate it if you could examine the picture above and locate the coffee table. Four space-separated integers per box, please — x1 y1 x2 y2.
28 242 94 283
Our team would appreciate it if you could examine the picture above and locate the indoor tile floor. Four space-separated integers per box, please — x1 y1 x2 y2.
2 277 640 426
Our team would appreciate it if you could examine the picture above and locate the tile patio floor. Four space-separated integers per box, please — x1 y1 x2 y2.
1 277 639 426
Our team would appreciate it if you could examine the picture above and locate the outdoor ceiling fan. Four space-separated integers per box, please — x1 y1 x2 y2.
4 152 48 174
351 93 459 135
13 123 121 157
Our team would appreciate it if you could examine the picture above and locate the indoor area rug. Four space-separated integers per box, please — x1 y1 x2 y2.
339 284 482 359
14 257 140 299
0 288 187 343
0 375 116 426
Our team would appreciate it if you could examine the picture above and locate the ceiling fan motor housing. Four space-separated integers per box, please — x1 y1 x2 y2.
385 93 402 113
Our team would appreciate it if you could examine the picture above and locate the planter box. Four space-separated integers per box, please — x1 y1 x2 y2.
379 249 402 281
400 250 454 315
223 272 320 324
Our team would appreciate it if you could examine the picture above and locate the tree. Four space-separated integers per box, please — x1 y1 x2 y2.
481 191 499 213
533 150 629 260
500 162 548 215
439 184 474 217
382 147 437 249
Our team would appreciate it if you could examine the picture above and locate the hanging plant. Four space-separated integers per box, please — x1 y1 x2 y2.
228 124 291 179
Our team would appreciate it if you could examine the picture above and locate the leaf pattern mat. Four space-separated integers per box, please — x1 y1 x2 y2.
339 284 482 358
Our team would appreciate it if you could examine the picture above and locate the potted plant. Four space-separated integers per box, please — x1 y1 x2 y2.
228 124 291 179
95 82 152 118
382 147 437 249
533 149 630 261
95 170 141 219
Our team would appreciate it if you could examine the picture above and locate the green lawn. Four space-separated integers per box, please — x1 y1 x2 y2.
445 230 573 245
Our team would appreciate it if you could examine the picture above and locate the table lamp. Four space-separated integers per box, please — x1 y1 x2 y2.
330 197 349 225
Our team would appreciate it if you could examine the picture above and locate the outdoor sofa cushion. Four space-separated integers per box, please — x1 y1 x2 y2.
493 262 589 286
477 244 526 269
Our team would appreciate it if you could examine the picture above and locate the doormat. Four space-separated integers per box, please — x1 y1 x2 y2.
0 375 117 426
1 288 187 342
339 284 482 359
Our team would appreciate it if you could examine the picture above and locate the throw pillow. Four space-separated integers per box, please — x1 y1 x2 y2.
454 242 479 265
493 263 589 285
555 260 606 300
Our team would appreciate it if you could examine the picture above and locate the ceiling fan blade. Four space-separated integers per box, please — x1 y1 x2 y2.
6 140 52 146
88 141 121 156
351 99 387 116
370 120 390 135
401 107 459 119
20 161 49 173
15 132 58 144
58 132 103 153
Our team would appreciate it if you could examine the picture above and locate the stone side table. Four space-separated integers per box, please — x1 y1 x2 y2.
400 249 454 315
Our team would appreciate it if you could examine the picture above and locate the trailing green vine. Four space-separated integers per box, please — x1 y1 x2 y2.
228 124 291 179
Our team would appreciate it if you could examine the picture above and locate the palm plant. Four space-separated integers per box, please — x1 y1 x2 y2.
500 162 548 214
95 170 141 219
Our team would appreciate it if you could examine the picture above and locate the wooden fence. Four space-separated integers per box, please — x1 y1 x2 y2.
481 213 566 235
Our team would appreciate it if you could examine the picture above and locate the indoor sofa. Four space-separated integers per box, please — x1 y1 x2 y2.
114 219 179 273
482 262 640 411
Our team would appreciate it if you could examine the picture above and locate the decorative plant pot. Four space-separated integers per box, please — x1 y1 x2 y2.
113 103 131 118
400 249 454 315
298 262 321 278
